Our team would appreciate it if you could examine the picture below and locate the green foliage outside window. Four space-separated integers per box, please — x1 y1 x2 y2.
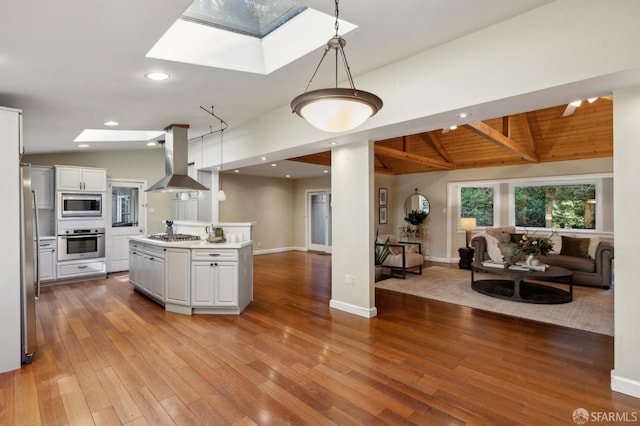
461 187 494 226
515 184 596 229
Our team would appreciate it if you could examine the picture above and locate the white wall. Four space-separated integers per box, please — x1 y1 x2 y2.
219 173 295 253
612 88 640 398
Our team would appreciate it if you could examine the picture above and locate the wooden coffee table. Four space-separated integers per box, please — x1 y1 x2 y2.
471 262 573 304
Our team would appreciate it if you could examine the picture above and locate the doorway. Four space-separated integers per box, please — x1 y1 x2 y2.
106 179 146 272
307 190 332 253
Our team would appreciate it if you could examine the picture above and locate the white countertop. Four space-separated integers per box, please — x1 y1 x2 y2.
129 236 252 250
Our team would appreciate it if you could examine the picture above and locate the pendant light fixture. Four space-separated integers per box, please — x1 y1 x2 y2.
217 125 227 201
290 0 382 132
199 106 228 201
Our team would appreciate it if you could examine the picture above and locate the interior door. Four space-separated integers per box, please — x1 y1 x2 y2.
106 179 146 272
307 190 332 253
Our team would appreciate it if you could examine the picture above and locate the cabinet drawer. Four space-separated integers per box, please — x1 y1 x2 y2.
144 244 166 259
39 240 56 251
57 261 106 278
192 249 237 261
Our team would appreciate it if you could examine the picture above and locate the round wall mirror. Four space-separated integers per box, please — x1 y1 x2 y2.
404 190 430 217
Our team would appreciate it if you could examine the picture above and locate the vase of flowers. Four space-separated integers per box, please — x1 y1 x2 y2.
514 232 555 265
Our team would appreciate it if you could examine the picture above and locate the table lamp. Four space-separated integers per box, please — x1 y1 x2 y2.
460 217 477 248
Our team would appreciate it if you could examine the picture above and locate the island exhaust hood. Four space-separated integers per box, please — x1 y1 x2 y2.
147 124 209 192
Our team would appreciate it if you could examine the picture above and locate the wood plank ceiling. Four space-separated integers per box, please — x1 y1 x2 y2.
289 98 613 175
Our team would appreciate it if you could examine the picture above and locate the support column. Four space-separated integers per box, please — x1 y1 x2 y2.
329 140 377 317
612 87 640 398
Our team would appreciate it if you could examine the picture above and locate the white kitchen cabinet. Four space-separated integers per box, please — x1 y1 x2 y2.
37 239 56 282
56 259 106 280
31 166 54 209
214 262 238 306
191 262 215 305
164 248 190 307
128 238 252 315
128 242 166 299
191 261 237 306
56 166 107 191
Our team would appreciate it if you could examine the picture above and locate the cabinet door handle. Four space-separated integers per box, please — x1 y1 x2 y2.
208 253 220 257
78 265 88 269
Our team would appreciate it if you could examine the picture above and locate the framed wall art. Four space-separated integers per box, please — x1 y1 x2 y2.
378 187 388 206
379 207 388 224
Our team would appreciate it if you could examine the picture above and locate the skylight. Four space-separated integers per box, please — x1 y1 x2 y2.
146 0 357 75
74 129 165 143
182 0 306 38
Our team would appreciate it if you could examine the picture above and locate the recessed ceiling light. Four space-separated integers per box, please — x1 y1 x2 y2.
456 112 471 119
145 72 170 81
104 121 119 126
78 144 90 148
331 142 337 146
323 170 329 174
261 157 267 161
449 125 458 130
271 163 277 167
286 174 291 178
234 170 240 173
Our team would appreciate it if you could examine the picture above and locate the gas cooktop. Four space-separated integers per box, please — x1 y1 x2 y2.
147 233 201 242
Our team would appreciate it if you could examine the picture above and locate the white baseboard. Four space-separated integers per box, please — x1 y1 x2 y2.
253 246 303 255
425 255 454 263
611 370 640 398
329 299 377 318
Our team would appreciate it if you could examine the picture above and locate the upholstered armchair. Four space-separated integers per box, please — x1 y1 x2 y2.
376 234 424 279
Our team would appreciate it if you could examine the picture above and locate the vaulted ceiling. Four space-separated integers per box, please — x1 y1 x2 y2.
289 97 613 175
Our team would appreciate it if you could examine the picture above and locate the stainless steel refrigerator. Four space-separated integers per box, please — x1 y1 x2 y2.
20 163 40 364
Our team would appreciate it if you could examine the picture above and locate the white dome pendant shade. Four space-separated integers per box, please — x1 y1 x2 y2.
291 1 382 133
292 88 382 133
217 189 227 201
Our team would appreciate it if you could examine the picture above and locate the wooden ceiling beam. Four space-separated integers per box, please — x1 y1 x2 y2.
519 113 536 149
464 121 539 162
420 132 454 164
375 145 454 170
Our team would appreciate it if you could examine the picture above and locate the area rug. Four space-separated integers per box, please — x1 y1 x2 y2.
375 265 614 335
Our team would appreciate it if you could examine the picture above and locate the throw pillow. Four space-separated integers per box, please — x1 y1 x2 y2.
549 233 562 254
485 226 516 240
387 235 402 255
560 236 590 258
586 236 600 259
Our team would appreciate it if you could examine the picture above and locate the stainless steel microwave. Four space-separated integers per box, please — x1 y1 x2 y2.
58 192 104 219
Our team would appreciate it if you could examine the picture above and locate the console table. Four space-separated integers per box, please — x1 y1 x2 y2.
471 263 573 304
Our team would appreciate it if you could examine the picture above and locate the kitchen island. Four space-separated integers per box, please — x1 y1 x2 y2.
128 236 253 315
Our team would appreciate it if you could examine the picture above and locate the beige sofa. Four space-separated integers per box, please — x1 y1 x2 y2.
471 229 614 289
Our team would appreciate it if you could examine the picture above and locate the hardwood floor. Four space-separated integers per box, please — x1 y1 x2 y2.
1 251 638 425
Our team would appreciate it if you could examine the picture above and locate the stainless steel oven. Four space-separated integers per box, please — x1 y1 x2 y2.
57 228 105 261
58 192 104 219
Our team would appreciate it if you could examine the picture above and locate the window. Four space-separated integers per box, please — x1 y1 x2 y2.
111 186 139 227
514 183 596 229
460 186 495 227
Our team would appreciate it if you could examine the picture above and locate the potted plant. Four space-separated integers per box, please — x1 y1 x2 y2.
404 210 428 226
514 232 555 265
375 230 391 281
